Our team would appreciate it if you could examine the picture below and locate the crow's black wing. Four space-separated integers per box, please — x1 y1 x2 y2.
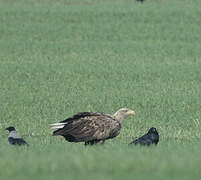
8 137 28 146
129 133 153 146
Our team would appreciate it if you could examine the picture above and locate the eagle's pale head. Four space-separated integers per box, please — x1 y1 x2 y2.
113 108 136 124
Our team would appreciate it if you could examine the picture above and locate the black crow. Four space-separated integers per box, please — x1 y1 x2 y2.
136 0 145 3
129 127 159 146
5 126 28 146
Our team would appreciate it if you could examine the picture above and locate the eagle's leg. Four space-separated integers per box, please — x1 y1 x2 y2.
84 141 90 146
84 140 105 146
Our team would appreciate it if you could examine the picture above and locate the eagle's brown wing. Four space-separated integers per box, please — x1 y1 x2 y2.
53 112 121 142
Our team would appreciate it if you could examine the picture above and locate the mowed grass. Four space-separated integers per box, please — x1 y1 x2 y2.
0 0 201 179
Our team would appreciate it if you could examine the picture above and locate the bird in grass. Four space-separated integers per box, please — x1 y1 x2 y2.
6 126 28 146
129 127 159 146
50 108 136 145
136 0 145 3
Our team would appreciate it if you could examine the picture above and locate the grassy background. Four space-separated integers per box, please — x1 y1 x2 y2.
0 0 201 179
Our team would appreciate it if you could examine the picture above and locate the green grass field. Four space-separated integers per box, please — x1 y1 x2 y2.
0 0 201 179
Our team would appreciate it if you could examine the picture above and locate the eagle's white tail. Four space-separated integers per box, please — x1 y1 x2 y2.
50 122 67 129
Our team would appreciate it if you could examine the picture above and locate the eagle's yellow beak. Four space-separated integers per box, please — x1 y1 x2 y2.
128 110 136 116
